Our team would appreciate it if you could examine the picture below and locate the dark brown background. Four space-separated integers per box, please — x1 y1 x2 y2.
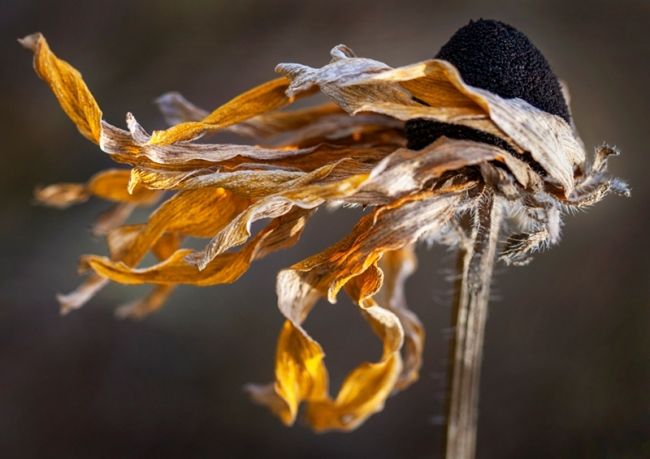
2 0 648 457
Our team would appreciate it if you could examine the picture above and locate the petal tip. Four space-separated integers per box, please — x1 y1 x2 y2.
18 32 42 51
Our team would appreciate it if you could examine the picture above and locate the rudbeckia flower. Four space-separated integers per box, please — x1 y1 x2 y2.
21 18 628 456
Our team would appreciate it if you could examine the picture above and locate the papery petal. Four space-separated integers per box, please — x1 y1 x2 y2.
58 187 248 311
250 191 465 431
148 77 295 145
277 49 486 123
101 115 318 167
156 94 343 139
186 164 370 270
57 274 108 315
35 169 160 210
376 245 424 390
34 183 89 208
155 94 402 148
115 284 177 320
20 33 102 143
87 169 160 204
83 209 313 286
278 46 585 193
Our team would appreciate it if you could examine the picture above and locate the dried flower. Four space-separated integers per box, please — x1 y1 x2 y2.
21 18 628 447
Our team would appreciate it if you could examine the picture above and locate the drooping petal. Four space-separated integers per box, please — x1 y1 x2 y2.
249 190 466 431
376 245 424 390
303 267 403 432
185 165 370 270
57 187 249 311
83 208 313 286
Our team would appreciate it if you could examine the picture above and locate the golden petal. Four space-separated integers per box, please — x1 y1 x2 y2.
20 33 102 143
305 298 403 432
376 246 424 391
250 191 464 431
148 77 294 145
88 169 160 204
84 208 312 286
187 166 370 270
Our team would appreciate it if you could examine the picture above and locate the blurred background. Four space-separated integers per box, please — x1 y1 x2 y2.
2 0 648 457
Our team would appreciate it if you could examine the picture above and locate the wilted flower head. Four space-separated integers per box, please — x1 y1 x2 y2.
21 19 628 435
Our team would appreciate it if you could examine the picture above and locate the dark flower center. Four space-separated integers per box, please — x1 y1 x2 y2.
405 19 570 151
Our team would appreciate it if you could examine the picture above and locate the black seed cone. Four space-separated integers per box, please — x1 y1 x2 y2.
405 19 570 151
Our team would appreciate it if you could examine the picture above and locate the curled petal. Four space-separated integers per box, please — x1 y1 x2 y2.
250 191 463 431
20 33 102 143
187 164 370 270
376 246 424 390
279 46 586 193
87 169 160 204
83 209 313 286
305 299 404 431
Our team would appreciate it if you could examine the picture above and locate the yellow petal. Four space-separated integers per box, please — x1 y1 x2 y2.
250 264 405 432
148 77 293 145
88 169 160 204
250 191 466 431
377 246 424 390
271 320 330 425
20 33 102 143
305 301 403 431
84 208 312 286
59 188 248 310
34 169 160 211
186 165 370 270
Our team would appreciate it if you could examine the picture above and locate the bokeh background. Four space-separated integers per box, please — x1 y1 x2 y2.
2 0 648 457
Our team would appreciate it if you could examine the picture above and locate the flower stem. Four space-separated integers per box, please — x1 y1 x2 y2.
444 190 502 459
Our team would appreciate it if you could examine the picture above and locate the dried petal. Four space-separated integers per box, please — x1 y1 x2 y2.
83 209 312 286
20 33 102 143
376 245 424 390
148 77 293 145
249 191 464 430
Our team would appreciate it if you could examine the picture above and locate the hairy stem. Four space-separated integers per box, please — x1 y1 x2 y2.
444 191 502 459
